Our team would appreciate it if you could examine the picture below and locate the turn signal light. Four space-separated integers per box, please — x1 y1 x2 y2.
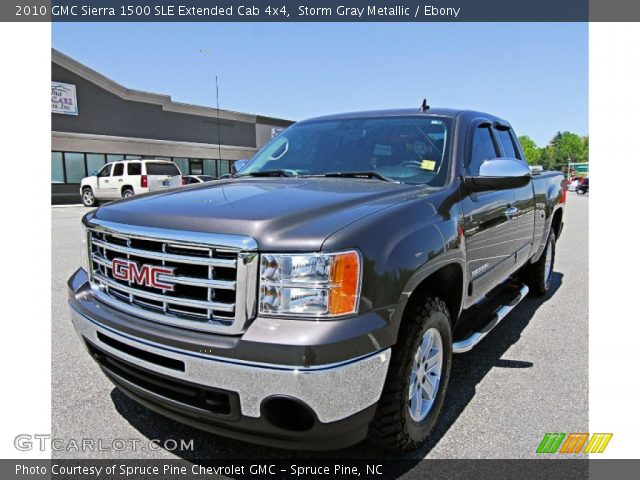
329 251 361 315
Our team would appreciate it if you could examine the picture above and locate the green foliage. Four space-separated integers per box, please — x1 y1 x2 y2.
518 132 588 171
518 135 541 165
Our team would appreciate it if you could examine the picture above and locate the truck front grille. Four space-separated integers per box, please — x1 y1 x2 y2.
85 221 258 334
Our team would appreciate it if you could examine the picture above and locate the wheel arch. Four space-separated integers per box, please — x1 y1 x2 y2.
399 262 465 329
551 207 563 239
121 185 134 196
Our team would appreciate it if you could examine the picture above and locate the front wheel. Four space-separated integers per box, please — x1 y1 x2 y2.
81 188 97 207
369 297 452 451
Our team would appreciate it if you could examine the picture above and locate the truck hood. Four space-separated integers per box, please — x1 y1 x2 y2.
89 177 423 251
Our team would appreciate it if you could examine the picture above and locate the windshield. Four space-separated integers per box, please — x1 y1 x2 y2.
240 116 453 185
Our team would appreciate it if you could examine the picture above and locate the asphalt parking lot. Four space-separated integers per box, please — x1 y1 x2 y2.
51 193 588 463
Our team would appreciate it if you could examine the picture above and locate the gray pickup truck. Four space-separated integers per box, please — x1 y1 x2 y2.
68 107 565 451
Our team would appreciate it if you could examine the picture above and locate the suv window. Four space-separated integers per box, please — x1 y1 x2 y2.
97 164 112 178
146 162 181 176
127 162 142 175
495 127 519 159
469 126 498 175
112 163 124 176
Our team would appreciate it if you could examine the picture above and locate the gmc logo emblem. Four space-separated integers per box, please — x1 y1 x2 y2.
111 258 175 291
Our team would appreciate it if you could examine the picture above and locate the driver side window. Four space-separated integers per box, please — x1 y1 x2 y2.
469 126 498 175
97 164 112 178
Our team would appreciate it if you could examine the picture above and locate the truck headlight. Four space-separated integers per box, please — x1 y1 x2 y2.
259 250 361 317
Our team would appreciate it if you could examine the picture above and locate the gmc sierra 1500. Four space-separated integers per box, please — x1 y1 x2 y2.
68 107 564 451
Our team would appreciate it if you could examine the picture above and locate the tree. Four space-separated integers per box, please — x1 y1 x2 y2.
544 131 588 171
518 135 541 165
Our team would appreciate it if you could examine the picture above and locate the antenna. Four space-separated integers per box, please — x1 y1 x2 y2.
215 75 222 164
420 99 430 112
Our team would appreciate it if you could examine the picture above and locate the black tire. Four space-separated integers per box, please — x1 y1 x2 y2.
81 187 97 207
523 230 556 296
122 187 135 198
369 297 452 451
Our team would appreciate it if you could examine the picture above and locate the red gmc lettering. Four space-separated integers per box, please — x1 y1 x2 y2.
111 258 174 291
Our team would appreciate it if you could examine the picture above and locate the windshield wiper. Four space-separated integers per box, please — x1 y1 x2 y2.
235 169 298 178
316 171 399 183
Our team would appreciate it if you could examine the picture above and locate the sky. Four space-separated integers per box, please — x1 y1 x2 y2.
52 22 587 146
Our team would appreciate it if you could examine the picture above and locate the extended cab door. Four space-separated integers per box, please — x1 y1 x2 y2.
494 125 536 270
461 121 517 302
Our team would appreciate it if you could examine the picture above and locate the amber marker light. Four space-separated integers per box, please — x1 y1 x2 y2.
329 251 361 315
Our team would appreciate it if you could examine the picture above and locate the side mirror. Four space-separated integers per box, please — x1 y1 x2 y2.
232 159 250 174
90 171 98 176
465 158 531 192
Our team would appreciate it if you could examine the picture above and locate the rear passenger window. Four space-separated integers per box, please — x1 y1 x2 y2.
469 126 498 175
127 162 142 175
112 163 124 176
495 128 519 159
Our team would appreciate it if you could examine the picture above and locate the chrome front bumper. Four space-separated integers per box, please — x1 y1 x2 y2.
70 305 391 424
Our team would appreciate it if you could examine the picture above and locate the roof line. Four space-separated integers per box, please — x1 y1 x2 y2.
51 48 293 125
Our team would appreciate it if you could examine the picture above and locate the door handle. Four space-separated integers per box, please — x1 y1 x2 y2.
504 206 519 220
118 179 123 182
104 180 109 183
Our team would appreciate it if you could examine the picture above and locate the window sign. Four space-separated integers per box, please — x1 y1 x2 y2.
51 82 78 115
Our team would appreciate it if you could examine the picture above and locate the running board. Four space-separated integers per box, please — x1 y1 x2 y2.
452 283 529 354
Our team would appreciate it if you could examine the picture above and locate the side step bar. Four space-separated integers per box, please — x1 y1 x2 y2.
452 283 529 354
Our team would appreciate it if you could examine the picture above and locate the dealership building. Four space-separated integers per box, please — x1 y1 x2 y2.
51 48 293 204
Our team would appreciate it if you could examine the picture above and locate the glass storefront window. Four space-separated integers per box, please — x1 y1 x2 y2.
190 159 203 175
172 157 189 175
86 153 106 176
50 151 239 183
203 159 217 177
218 160 231 176
64 152 86 183
52 152 64 183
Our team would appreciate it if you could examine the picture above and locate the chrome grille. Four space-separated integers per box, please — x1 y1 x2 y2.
85 220 258 334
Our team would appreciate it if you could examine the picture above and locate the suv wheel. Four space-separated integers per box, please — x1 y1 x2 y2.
523 230 556 296
82 188 97 207
122 188 134 198
369 296 452 451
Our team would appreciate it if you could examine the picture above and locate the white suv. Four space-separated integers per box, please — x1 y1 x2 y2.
80 159 183 207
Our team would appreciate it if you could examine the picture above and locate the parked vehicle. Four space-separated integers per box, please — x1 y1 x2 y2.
568 178 579 191
80 159 183 207
183 175 216 184
68 107 564 451
576 177 589 194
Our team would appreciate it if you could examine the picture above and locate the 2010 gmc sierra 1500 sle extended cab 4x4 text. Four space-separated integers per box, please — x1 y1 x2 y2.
67 107 565 451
